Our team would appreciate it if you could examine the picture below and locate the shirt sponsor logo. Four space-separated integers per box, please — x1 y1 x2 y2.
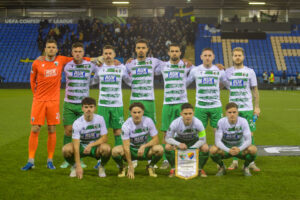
45 68 58 77
136 67 148 75
201 77 215 85
72 71 86 77
168 71 180 78
231 79 244 87
103 75 117 82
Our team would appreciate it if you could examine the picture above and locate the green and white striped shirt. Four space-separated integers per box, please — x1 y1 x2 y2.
225 66 257 111
126 57 163 101
160 60 192 104
121 116 158 148
187 64 227 108
64 60 99 104
94 63 131 107
215 116 251 152
72 114 107 147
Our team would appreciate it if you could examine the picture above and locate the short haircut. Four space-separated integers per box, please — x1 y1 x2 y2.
81 97 96 106
135 39 149 47
226 102 238 110
129 102 145 111
181 103 194 111
168 43 181 51
45 39 57 46
103 45 115 51
201 47 214 54
72 42 84 49
232 47 245 55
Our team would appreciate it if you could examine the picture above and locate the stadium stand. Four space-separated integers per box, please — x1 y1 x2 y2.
0 20 300 84
0 23 40 83
195 24 300 80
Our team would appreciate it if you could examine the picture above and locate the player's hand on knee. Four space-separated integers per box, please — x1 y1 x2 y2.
83 145 92 155
137 145 145 157
178 143 187 150
229 147 240 156
76 166 83 179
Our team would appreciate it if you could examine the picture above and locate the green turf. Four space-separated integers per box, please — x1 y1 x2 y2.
1 89 300 200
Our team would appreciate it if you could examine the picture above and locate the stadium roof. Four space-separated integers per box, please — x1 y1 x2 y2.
1 0 300 9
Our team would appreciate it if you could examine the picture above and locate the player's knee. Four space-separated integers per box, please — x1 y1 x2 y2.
112 146 123 157
165 144 173 151
100 144 111 156
31 125 41 133
200 144 209 153
209 145 218 155
113 129 121 136
248 145 257 155
152 145 163 155
62 143 74 157
48 125 56 133
64 126 72 136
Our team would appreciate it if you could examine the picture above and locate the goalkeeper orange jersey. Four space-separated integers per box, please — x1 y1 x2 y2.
30 55 72 101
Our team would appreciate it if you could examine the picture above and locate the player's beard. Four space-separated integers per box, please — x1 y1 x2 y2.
171 56 179 62
233 60 243 67
138 52 146 59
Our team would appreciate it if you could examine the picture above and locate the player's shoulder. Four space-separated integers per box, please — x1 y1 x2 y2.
225 66 234 72
82 59 93 65
191 64 201 72
73 115 84 126
193 117 205 128
122 117 133 130
193 116 202 124
218 117 227 125
171 116 182 127
125 59 136 67
64 60 74 67
32 59 42 66
56 55 67 61
238 116 248 124
246 67 257 76
94 113 105 121
143 116 155 125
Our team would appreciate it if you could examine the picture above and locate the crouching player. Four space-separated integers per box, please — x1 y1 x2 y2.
210 102 257 176
111 102 163 179
165 103 209 178
62 97 111 179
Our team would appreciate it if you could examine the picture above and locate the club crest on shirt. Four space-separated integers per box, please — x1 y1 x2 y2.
54 61 59 66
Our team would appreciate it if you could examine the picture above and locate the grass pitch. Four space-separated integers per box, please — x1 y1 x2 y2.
0 89 300 200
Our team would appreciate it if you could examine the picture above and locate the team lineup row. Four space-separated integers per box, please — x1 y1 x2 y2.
21 38 261 179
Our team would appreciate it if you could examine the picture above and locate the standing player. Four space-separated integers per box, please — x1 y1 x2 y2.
94 45 131 147
62 97 111 178
165 103 209 177
159 43 193 169
225 47 260 171
111 102 164 179
22 39 76 170
60 42 99 168
126 39 164 124
186 48 227 135
92 45 131 169
210 102 257 176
